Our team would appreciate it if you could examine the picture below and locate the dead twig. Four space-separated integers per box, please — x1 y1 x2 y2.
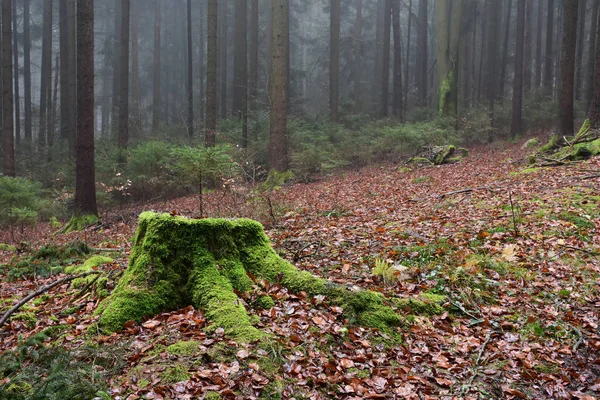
437 186 493 199
578 173 600 180
0 271 102 329
462 332 494 395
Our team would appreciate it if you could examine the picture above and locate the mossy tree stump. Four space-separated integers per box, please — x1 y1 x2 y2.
97 213 437 342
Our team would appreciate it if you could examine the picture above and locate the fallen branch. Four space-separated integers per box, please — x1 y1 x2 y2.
437 186 493 199
0 271 101 329
578 174 600 181
462 331 494 395
557 244 600 256
570 325 584 352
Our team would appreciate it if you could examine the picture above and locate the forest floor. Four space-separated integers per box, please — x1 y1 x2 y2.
0 140 599 400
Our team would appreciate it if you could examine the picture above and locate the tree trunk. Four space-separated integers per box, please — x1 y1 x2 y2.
524 0 534 91
558 0 579 137
2 0 15 176
416 0 428 106
11 0 20 149
330 0 340 122
67 0 76 155
511 0 526 137
391 0 403 119
233 0 248 147
39 0 53 149
118 0 130 148
49 55 60 153
381 0 391 117
375 0 384 114
23 0 32 147
487 0 500 139
586 0 600 109
101 36 111 138
435 0 462 119
575 0 586 100
112 0 122 137
477 0 488 105
131 0 141 137
589 6 600 127
206 0 217 147
219 3 228 119
543 0 555 94
404 0 412 110
75 0 98 217
269 0 289 172
249 0 258 121
499 0 513 99
59 0 70 147
187 0 194 138
152 0 161 133
535 0 544 88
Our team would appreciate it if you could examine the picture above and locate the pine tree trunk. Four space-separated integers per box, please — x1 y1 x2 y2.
23 0 32 147
524 0 534 91
487 0 500 138
416 0 428 106
118 0 130 148
435 0 462 119
187 0 194 138
101 36 111 138
11 0 20 149
544 0 555 94
205 0 217 147
511 0 526 137
152 0 161 133
112 0 122 137
404 0 412 110
575 0 586 100
249 0 258 120
558 0 579 137
589 5 600 126
59 0 70 145
269 0 289 172
131 0 141 137
499 0 513 99
381 0 391 117
586 0 600 109
39 0 53 149
391 0 403 119
219 3 228 119
67 0 76 155
75 0 98 216
477 0 488 105
2 0 15 176
375 0 384 114
535 0 544 88
233 0 248 147
330 0 340 121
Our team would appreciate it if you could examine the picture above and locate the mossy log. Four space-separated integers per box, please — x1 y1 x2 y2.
96 213 439 342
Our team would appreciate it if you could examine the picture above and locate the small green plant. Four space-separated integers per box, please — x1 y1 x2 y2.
372 258 408 286
0 177 46 240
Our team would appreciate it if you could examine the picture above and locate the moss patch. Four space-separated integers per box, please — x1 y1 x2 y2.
60 214 99 234
97 212 411 341
167 340 201 357
161 364 191 383
0 243 17 252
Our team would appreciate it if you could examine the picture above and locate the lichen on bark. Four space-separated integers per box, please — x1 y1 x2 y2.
97 212 437 341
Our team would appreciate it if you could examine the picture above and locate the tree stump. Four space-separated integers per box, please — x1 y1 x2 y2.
97 212 441 342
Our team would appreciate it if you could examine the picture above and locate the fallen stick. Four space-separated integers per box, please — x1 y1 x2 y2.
578 174 600 180
0 271 101 329
437 186 492 199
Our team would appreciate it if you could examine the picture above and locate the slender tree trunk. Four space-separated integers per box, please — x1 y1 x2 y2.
38 0 53 149
269 0 289 171
381 0 391 117
152 0 161 133
23 0 32 147
575 0 586 100
375 0 384 114
416 0 428 106
206 0 217 147
511 0 526 137
487 0 500 138
391 0 403 119
59 0 70 144
499 0 513 99
187 0 194 138
233 0 248 147
219 3 228 119
75 0 98 216
589 7 600 126
101 36 111 137
112 0 122 137
543 0 555 94
477 0 488 105
67 0 76 155
330 0 340 121
435 0 462 119
352 0 363 111
524 0 534 91
11 0 20 149
586 0 600 109
558 0 579 136
118 0 130 148
535 0 544 88
404 0 412 110
2 0 15 176
249 0 258 120
198 0 205 124
49 54 59 152
131 0 141 137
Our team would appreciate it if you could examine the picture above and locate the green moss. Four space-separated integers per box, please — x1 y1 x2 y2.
406 157 433 166
66 255 114 288
161 364 191 383
137 379 150 389
5 380 33 394
511 167 541 176
522 138 540 149
348 368 371 379
576 118 592 139
97 212 410 340
439 72 457 118
395 295 445 316
434 145 456 165
167 340 201 356
0 243 17 252
552 138 600 160
60 214 99 234
206 392 222 400
256 296 275 309
558 212 595 230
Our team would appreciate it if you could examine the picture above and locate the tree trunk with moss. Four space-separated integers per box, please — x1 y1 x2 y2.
97 213 444 342
435 0 462 119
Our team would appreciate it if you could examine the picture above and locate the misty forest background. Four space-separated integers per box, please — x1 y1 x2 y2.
0 0 597 224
